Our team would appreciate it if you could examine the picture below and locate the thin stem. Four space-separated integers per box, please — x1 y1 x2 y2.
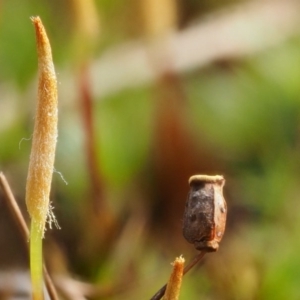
0 172 29 238
183 251 206 275
150 251 206 300
0 172 59 300
30 221 43 300
79 64 105 212
43 266 60 300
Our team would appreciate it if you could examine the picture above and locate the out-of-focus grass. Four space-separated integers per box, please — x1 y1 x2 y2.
95 87 154 186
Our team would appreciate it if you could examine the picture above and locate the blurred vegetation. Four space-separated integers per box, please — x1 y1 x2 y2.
1 0 300 299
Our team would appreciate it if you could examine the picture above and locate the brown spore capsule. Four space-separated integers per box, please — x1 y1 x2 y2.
182 175 227 252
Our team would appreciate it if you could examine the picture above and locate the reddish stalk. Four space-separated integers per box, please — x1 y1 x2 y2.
79 64 105 213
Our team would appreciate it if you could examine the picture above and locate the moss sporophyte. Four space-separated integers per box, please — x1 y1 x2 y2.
26 17 58 300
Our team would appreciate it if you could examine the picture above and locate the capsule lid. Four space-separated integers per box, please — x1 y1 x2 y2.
188 174 224 186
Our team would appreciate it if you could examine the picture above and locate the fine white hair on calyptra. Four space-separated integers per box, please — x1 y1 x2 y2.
47 202 60 231
19 135 33 150
53 168 68 185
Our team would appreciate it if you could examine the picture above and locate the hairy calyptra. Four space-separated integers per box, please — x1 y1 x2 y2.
26 16 58 236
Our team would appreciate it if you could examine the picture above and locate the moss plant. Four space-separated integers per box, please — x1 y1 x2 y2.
163 256 185 300
25 16 58 300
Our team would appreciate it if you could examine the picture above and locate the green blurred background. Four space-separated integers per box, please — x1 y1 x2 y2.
1 0 300 299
